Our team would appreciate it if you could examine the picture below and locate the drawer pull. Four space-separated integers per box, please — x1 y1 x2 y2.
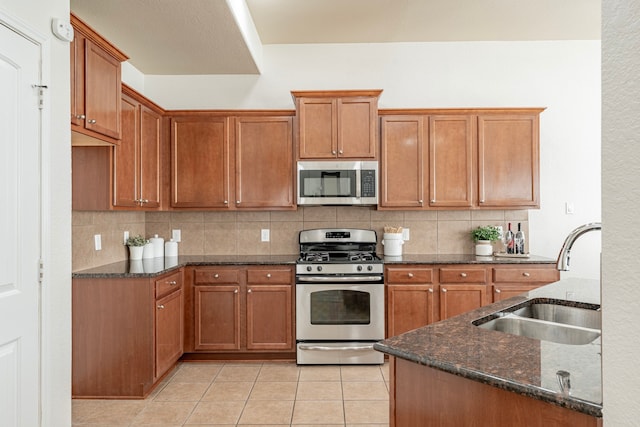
266 273 272 278
87 119 97 124
523 272 531 277
460 272 467 278
167 280 177 285
442 288 448 293
157 304 165 309
248 289 252 293
234 289 238 294
428 288 434 293
407 273 414 278
495 289 501 293
214 274 219 279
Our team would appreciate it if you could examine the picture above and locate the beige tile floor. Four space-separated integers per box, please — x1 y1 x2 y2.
72 361 390 426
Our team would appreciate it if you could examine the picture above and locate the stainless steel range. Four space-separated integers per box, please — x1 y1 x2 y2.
295 228 385 365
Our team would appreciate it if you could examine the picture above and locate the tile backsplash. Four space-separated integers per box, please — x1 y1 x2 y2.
72 207 528 271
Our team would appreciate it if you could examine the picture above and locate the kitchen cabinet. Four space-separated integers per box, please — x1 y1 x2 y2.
72 268 184 398
439 267 489 320
292 90 381 159
170 112 295 210
114 86 163 209
70 13 128 144
386 266 436 337
390 357 601 427
72 145 112 211
379 108 543 210
191 266 294 355
492 265 560 302
477 113 540 208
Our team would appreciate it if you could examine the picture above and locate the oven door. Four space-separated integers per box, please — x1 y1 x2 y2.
296 282 385 341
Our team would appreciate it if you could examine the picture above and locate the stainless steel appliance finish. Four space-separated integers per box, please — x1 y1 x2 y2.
296 228 385 364
297 161 378 206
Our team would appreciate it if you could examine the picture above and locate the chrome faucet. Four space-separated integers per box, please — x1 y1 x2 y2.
556 222 602 271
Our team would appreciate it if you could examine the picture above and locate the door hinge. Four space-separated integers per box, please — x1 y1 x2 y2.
32 84 48 110
39 259 44 284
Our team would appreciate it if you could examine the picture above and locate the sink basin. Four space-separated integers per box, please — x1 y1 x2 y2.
477 314 601 345
511 303 601 330
474 299 601 345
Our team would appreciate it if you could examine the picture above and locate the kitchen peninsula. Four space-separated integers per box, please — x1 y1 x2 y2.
374 277 602 427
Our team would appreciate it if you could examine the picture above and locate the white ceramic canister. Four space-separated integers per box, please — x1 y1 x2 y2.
142 241 155 259
382 232 404 256
165 238 178 257
149 234 164 258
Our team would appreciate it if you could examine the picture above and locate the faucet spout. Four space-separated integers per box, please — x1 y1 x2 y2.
556 222 602 271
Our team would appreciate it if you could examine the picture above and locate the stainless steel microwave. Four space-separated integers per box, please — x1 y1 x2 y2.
297 161 378 206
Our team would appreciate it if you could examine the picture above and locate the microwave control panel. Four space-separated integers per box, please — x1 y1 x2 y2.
361 170 376 197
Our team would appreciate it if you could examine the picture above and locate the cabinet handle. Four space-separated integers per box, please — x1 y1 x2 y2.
338 150 343 155
214 274 219 279
431 199 435 203
460 272 467 278
442 288 448 293
248 289 252 293
523 272 531 277
495 289 501 293
76 114 86 120
419 200 423 204
224 200 228 205
266 273 271 278
141 199 148 204
407 273 414 278
332 150 337 155
428 288 434 293
236 200 240 204
234 289 238 294
87 119 96 124
167 281 177 286
157 304 165 309
480 199 485 204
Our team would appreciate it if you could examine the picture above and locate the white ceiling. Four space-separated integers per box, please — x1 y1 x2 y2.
70 0 600 75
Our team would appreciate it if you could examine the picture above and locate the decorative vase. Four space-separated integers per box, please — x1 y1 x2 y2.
475 240 493 256
129 245 144 261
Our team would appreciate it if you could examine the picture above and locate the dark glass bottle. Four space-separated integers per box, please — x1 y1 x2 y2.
505 223 515 254
515 223 525 254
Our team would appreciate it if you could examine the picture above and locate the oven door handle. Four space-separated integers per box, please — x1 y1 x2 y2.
298 344 375 351
296 275 382 283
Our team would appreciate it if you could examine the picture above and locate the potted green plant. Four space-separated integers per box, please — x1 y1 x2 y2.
126 234 148 260
471 225 501 256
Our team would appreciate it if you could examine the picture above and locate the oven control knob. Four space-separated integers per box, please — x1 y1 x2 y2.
317 266 323 272
367 265 374 271
357 265 363 271
306 266 312 272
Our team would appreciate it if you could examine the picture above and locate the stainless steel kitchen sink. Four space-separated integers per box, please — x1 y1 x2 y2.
474 299 601 345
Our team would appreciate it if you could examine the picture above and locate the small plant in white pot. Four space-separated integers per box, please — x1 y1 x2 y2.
471 226 501 256
126 234 148 261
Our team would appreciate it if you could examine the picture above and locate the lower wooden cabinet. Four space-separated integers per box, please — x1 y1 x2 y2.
72 268 184 398
386 263 559 337
191 266 295 355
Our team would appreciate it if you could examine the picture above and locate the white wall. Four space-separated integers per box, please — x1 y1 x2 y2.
141 40 602 279
602 1 640 424
1 0 72 425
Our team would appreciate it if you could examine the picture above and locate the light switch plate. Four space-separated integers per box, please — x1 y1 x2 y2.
94 234 102 251
123 231 129 245
402 228 410 241
172 229 181 242
261 229 270 242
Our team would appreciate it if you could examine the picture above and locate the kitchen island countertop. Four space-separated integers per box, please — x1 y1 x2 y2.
374 277 602 417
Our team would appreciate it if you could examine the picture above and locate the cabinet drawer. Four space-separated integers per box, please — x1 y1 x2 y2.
493 267 559 283
247 268 292 285
386 267 434 284
155 270 183 299
439 267 487 283
194 269 240 285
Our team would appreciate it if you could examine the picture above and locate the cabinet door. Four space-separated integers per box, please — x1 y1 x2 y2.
439 284 489 320
70 31 85 127
387 284 436 337
84 39 121 140
493 284 542 302
298 98 336 159
113 94 139 207
171 116 231 208
139 105 161 208
429 115 474 207
235 116 294 209
478 114 540 208
194 285 241 350
246 284 293 350
379 115 425 208
155 289 183 378
338 97 377 158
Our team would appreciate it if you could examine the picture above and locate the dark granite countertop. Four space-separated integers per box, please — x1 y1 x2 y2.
382 253 556 264
374 277 602 417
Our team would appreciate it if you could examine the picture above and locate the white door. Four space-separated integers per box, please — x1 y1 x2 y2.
0 22 42 426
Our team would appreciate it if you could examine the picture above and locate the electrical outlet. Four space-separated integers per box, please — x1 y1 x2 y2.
565 202 575 215
402 228 410 241
261 229 270 242
123 231 129 245
172 229 181 242
94 234 102 251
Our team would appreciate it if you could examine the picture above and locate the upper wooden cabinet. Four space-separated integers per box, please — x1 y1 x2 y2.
292 90 382 159
379 108 543 210
114 86 163 209
170 112 295 210
70 13 128 145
